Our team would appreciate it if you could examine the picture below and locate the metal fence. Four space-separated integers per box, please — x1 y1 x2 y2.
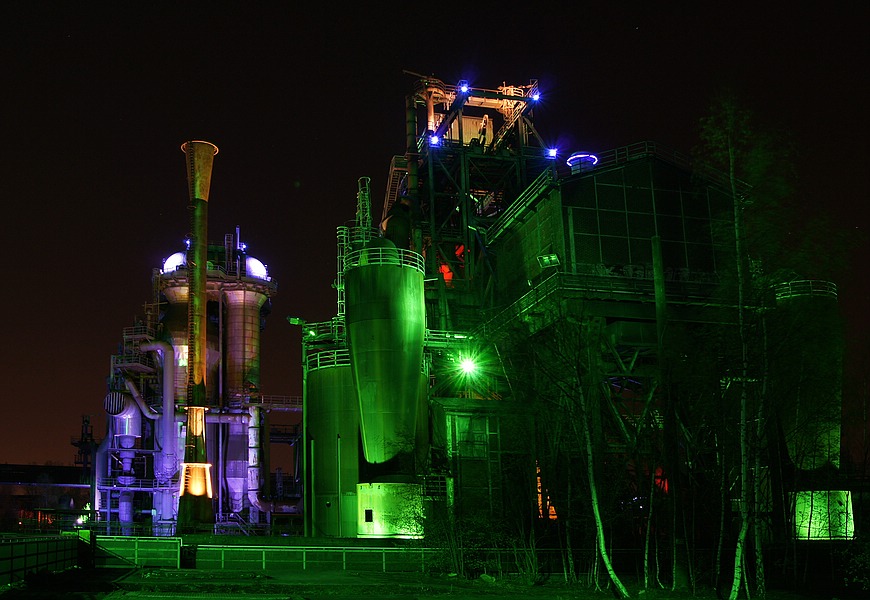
0 534 78 585
94 535 181 568
197 545 436 572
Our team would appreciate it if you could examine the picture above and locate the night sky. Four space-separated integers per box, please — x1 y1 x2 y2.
2 2 867 466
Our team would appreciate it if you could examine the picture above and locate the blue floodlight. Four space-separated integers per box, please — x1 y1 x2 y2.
531 92 541 101
547 148 558 158
567 152 599 173
458 80 469 93
567 152 599 166
429 134 441 146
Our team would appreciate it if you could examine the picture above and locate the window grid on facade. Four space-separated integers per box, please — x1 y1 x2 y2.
563 159 732 280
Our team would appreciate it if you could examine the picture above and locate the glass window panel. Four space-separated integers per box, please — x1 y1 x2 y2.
596 184 626 211
661 240 687 269
684 218 712 244
656 214 684 241
621 161 650 187
599 210 628 237
630 238 653 265
655 190 682 216
687 244 715 272
683 192 709 218
601 236 630 266
628 213 656 238
574 234 601 264
573 208 598 234
595 169 623 185
562 178 596 208
626 186 653 213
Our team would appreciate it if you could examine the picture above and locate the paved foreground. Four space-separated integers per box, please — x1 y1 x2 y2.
0 566 848 599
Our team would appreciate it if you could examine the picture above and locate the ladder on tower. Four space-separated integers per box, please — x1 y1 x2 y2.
489 82 538 154
382 154 408 223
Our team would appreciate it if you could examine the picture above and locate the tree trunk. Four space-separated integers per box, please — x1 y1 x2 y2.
577 385 631 599
644 466 654 588
728 128 751 600
754 318 768 598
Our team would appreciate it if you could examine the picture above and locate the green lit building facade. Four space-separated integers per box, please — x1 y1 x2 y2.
299 75 853 548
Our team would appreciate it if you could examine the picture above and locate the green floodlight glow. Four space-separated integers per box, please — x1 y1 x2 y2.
357 483 423 539
793 490 855 540
460 358 477 374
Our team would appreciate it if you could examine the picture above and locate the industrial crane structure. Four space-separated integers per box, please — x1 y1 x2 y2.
90 74 852 548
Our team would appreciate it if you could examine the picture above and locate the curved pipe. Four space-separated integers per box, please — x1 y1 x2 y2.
123 378 160 420
141 341 177 482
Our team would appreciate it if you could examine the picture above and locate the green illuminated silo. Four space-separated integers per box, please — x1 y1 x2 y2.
770 280 842 470
357 482 423 539
769 280 852 539
306 348 359 537
345 238 425 464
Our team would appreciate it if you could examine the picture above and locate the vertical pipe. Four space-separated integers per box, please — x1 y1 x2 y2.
336 434 342 537
310 438 316 535
140 341 176 483
247 405 262 524
178 140 218 530
405 94 423 254
218 421 223 522
301 339 310 537
218 291 224 404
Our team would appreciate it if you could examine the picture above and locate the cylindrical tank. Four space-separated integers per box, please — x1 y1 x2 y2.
344 238 425 464
158 268 222 406
224 288 268 394
307 349 360 537
768 280 851 539
768 280 843 470
356 482 422 538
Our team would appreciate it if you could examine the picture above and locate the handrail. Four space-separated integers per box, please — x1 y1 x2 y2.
97 477 178 490
307 348 351 370
344 246 425 273
236 394 303 411
486 167 554 244
300 318 346 342
476 271 726 339
773 279 838 301
424 329 473 348
580 141 750 193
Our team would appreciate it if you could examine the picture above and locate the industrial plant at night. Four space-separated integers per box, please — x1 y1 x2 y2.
6 74 862 593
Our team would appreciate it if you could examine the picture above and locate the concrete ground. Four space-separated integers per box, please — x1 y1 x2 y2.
0 566 846 599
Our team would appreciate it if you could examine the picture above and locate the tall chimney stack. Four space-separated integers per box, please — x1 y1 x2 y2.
177 140 218 530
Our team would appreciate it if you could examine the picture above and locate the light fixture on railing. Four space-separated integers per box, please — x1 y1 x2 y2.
537 254 560 268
